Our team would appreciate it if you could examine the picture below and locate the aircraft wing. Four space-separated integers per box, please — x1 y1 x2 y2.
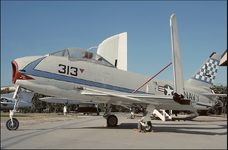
39 97 97 105
80 87 196 111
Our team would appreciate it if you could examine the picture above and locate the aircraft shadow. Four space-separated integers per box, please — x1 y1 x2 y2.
77 122 227 136
170 116 227 122
152 125 227 135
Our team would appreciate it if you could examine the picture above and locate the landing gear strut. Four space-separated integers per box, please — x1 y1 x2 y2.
130 107 135 119
63 103 68 116
5 86 34 130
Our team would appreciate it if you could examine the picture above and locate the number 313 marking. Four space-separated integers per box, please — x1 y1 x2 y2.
58 64 78 76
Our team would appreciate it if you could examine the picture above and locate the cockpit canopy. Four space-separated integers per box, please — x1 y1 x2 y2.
49 47 115 68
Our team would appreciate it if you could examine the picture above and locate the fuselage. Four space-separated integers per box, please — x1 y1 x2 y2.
11 48 215 110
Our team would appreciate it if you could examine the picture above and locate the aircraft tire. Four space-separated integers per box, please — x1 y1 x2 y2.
145 121 152 132
6 118 19 130
107 115 118 126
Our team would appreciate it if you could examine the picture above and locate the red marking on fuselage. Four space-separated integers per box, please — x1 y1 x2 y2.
18 73 34 80
80 68 84 73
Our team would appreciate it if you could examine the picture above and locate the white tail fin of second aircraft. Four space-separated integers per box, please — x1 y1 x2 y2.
170 14 184 95
97 32 127 71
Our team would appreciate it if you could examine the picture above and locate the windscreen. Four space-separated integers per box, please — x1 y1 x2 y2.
49 48 115 68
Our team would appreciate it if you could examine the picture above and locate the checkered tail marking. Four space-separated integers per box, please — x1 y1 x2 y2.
191 58 220 85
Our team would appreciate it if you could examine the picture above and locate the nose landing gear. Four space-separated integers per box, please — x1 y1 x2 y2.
5 86 34 131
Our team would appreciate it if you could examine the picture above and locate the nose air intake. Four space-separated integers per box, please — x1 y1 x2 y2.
11 60 34 84
11 61 18 84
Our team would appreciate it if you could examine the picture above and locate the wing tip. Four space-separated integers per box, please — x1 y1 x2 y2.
170 14 176 19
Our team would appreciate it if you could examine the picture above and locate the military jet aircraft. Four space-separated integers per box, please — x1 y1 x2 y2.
6 14 226 131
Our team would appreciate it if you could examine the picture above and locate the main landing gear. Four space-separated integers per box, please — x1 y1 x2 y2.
107 115 118 126
103 104 118 126
137 104 155 132
102 104 155 132
138 119 152 132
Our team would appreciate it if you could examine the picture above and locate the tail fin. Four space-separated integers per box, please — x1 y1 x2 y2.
190 52 221 86
97 32 127 71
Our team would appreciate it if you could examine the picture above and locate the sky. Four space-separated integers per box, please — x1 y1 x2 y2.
1 1 227 87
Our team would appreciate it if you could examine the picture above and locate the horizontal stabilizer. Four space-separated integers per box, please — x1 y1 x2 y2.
203 93 227 98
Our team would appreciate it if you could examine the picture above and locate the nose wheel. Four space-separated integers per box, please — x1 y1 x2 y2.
6 118 19 130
